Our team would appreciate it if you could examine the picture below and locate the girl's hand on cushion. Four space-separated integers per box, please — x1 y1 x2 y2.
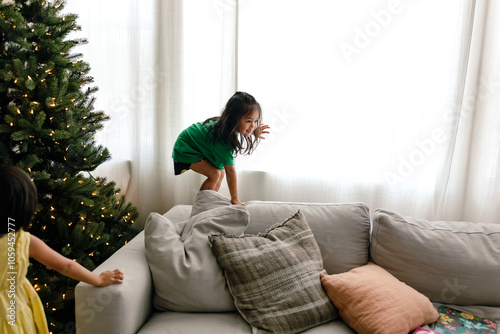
231 198 246 206
98 269 124 287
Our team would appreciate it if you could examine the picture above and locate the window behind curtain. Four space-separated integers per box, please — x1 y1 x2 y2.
237 0 472 212
63 0 486 222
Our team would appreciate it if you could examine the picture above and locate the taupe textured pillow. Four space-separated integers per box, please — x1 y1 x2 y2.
145 205 249 312
371 209 500 306
209 210 336 334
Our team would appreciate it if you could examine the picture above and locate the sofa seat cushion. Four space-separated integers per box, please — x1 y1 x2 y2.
321 262 439 334
245 201 370 275
371 209 500 306
137 312 356 334
209 210 336 334
144 205 249 312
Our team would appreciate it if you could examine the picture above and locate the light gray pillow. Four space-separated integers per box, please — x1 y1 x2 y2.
190 190 232 218
245 201 371 275
371 209 500 306
209 210 337 333
144 205 249 312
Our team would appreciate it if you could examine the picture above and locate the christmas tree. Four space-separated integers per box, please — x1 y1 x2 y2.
0 0 139 332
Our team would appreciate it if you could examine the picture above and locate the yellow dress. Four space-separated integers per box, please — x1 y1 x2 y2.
1 229 49 334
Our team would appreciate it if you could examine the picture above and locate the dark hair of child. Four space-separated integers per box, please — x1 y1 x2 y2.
0 165 37 235
204 91 263 156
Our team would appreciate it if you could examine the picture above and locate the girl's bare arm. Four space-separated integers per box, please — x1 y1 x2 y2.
224 164 244 206
29 234 123 287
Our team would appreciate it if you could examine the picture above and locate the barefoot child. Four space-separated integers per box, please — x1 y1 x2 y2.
0 165 123 333
172 92 270 205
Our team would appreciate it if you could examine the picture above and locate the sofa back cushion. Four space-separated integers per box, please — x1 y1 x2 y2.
185 191 371 276
245 201 371 275
371 209 500 306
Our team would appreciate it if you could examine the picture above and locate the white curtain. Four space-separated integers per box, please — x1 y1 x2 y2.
441 0 500 223
64 0 238 226
65 0 500 227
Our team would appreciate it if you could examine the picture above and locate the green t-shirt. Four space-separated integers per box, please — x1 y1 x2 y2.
172 120 234 170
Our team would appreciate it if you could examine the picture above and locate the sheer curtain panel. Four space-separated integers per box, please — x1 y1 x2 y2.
64 0 500 226
64 0 238 227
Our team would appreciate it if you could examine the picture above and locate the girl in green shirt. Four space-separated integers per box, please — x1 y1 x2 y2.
172 92 270 205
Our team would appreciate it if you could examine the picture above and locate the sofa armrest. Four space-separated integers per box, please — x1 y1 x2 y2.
75 231 151 334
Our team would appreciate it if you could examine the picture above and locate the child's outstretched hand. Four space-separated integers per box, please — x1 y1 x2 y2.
97 269 124 287
255 124 270 139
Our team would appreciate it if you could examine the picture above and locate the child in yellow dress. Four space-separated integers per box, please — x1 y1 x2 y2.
0 165 124 333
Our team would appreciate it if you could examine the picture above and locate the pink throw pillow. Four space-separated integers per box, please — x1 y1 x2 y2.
321 262 439 334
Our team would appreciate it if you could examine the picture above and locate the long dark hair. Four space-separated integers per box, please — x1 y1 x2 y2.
0 165 38 235
204 92 262 156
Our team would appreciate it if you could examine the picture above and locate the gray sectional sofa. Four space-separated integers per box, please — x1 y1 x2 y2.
75 191 500 334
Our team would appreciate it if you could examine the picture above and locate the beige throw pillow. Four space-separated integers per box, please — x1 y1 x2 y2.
144 205 249 312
